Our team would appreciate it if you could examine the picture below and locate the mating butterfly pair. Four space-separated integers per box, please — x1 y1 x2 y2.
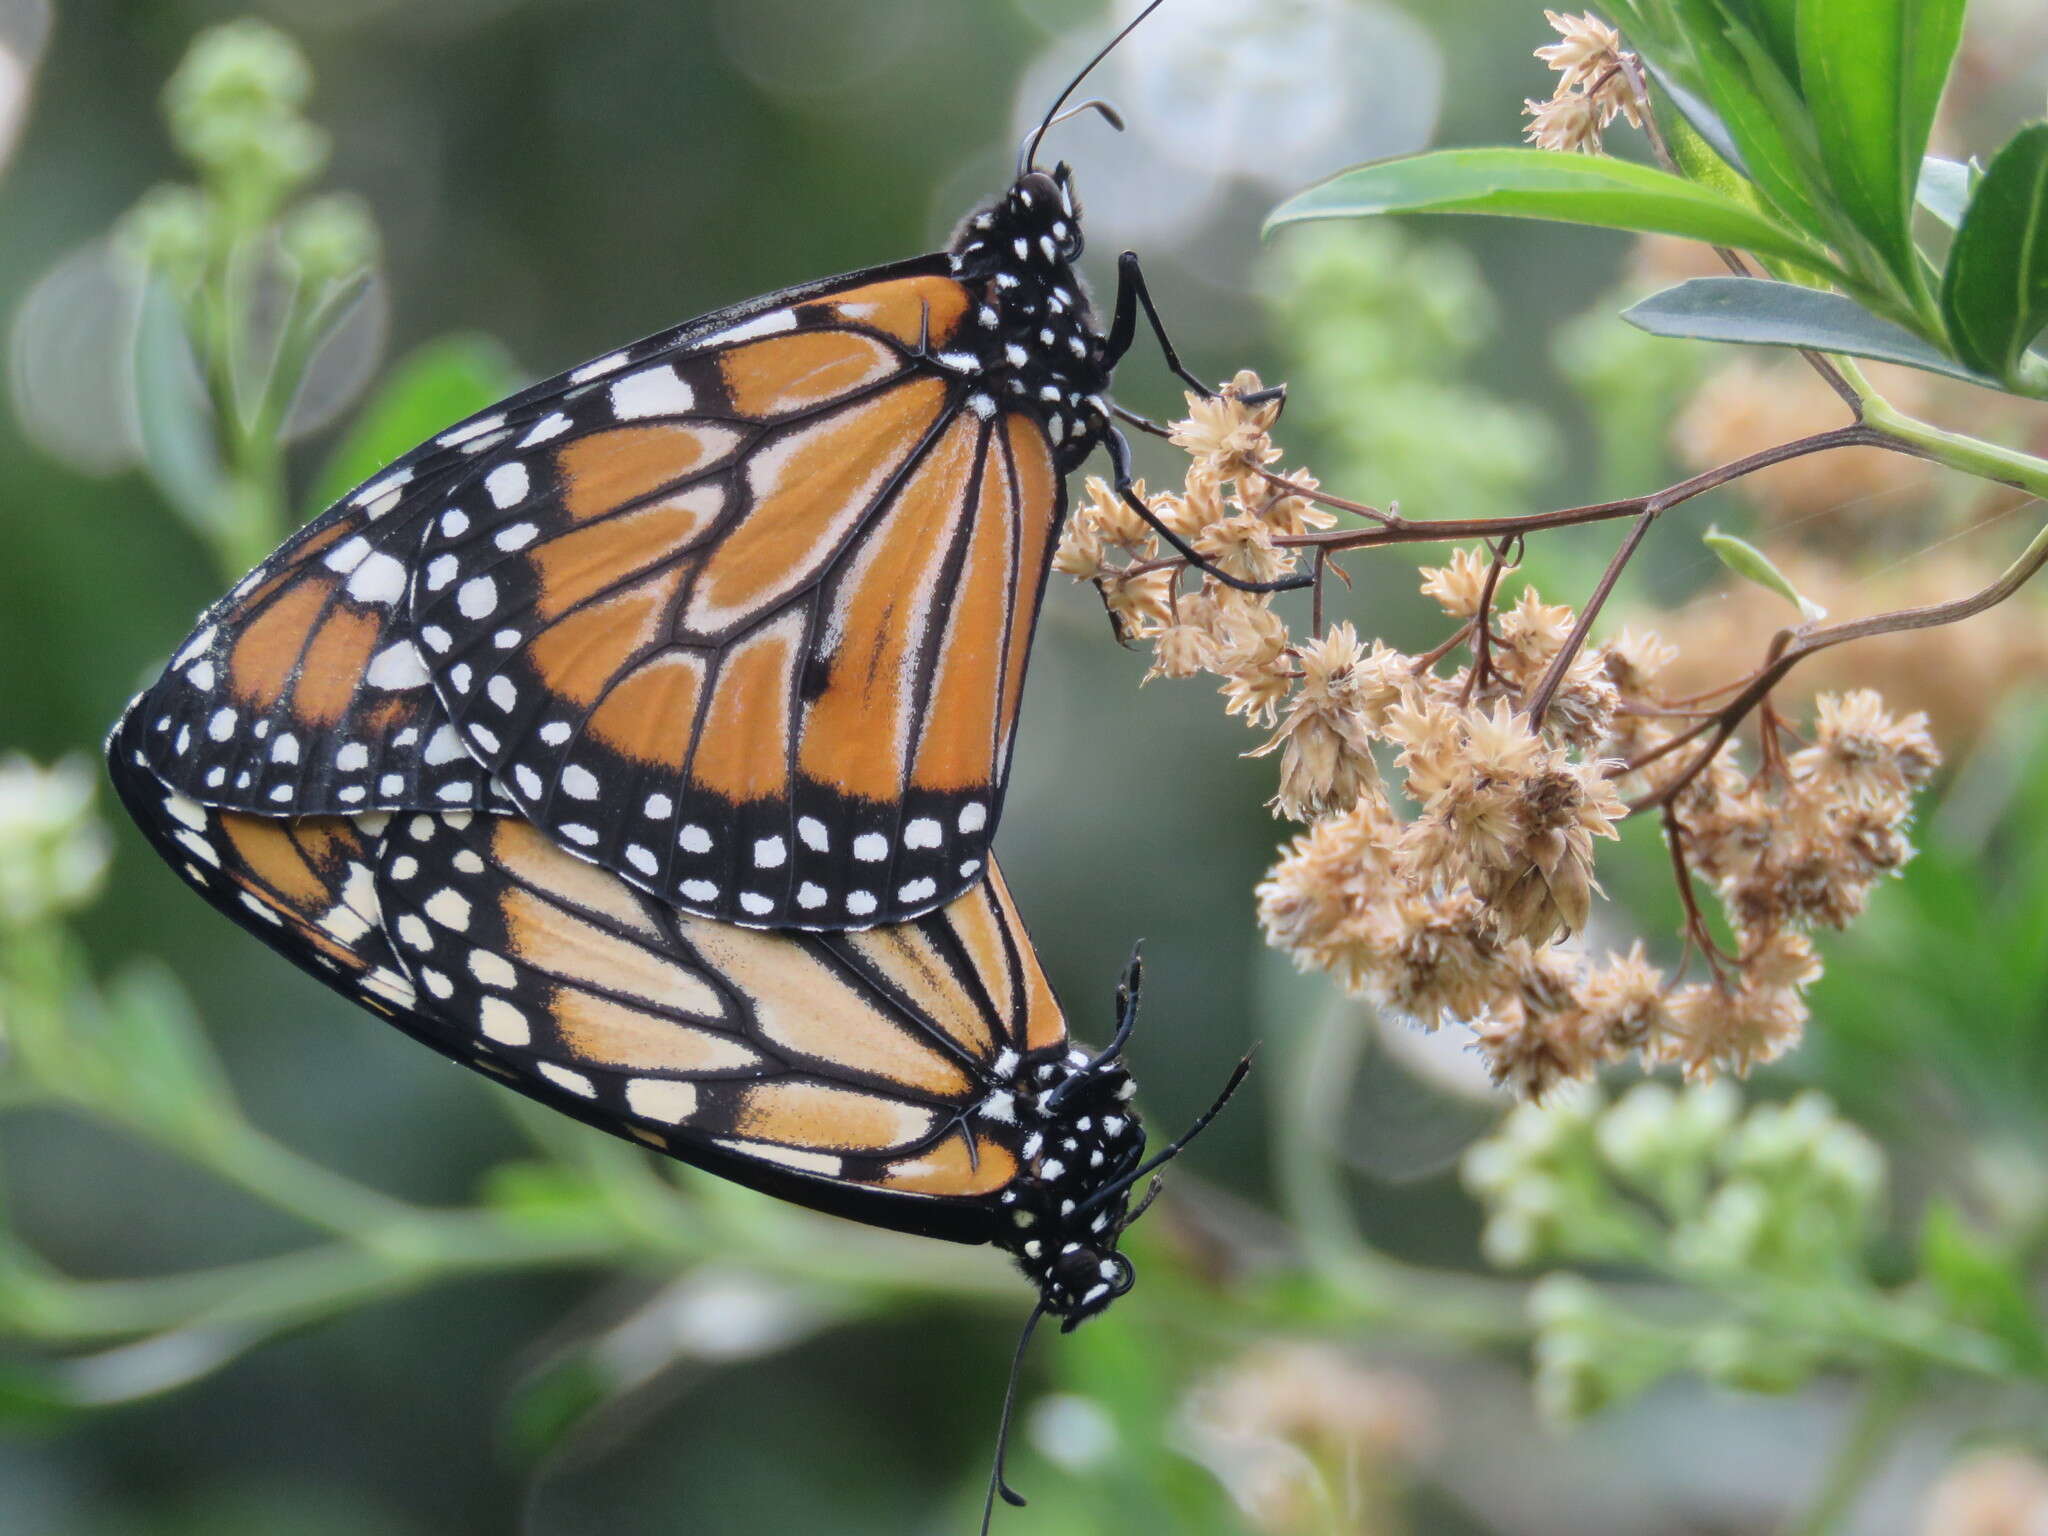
110 82 1257 1338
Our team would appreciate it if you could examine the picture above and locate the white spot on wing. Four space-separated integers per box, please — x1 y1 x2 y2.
701 309 796 347
625 1079 699 1124
365 641 429 690
345 551 407 605
610 365 695 420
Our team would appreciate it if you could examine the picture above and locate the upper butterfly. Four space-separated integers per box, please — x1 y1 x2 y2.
127 90 1282 932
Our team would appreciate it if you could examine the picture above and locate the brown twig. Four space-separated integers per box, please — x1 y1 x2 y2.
1273 425 1902 554
1614 51 1863 417
1635 532 2048 812
1526 510 1655 728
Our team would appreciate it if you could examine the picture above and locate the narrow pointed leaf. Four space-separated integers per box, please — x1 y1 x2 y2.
1668 0 1831 240
1797 0 1966 286
1623 276 1999 385
1267 149 1824 267
1702 526 1825 619
1940 124 2048 381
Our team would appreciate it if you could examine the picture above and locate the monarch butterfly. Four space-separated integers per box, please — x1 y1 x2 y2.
121 0 1298 934
106 698 1246 1526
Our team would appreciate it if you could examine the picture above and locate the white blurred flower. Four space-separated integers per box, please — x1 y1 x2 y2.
0 754 111 928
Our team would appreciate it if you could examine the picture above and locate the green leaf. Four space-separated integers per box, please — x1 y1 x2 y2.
1918 155 1979 232
305 333 519 516
1623 276 2001 385
92 961 238 1137
1702 526 1826 619
1668 0 1832 241
1940 124 2048 382
1267 149 1826 268
1918 1200 2048 1374
1796 0 1966 290
130 276 225 535
1641 54 1748 173
1728 0 1801 84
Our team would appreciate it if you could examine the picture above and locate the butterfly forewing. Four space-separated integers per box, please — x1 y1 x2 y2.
133 254 1069 932
409 269 1061 930
127 470 501 817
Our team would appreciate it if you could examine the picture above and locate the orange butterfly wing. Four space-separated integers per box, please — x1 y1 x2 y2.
408 270 1066 930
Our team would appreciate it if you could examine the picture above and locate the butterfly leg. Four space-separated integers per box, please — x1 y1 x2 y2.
1103 251 1287 411
1103 425 1312 594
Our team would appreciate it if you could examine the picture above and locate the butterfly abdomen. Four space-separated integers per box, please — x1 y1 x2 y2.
993 1045 1146 1320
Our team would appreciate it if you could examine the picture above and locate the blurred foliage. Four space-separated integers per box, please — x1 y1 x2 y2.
1 5 2045 1536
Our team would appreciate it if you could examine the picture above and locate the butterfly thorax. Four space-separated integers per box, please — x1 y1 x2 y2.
945 166 1108 471
993 1043 1146 1326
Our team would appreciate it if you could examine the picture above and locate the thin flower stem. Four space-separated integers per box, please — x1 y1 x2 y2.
1637 515 2048 811
1274 425 1894 553
1663 805 1733 977
1411 620 1474 674
1782 1369 1919 1536
1527 510 1655 728
1461 537 1520 704
1615 52 1862 416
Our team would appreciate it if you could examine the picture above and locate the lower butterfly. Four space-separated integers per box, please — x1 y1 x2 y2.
108 698 1239 1318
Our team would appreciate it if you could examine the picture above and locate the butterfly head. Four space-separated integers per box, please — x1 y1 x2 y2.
951 163 1086 277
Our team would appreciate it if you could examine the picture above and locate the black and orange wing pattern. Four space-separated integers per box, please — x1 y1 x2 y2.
132 166 1116 932
110 699 1140 1245
107 705 423 1018
408 266 1067 932
372 811 1076 1236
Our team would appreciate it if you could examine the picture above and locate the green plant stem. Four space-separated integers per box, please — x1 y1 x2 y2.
1860 393 2048 501
1781 1368 1918 1536
1272 995 1527 1346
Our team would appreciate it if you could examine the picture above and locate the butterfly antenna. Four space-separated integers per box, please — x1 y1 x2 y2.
1022 0 1172 173
1074 1049 1255 1218
981 1300 1049 1536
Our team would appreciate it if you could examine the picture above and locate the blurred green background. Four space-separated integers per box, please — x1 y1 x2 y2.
4 1 2047 1532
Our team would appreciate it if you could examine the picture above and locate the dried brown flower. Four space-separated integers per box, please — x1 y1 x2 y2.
1418 547 1495 618
1534 10 1624 91
1170 373 1283 481
1522 89 1606 154
1665 978 1808 1080
1251 623 1402 820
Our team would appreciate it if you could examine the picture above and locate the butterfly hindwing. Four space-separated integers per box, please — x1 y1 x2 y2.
106 701 422 1017
373 811 1065 1238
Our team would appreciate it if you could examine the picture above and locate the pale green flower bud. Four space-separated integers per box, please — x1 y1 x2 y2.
281 193 380 286
115 184 214 287
1670 1177 1770 1272
164 21 327 208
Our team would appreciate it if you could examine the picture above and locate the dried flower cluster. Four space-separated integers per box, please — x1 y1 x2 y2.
1059 383 1940 1099
1523 10 1643 154
1179 1341 1436 1535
